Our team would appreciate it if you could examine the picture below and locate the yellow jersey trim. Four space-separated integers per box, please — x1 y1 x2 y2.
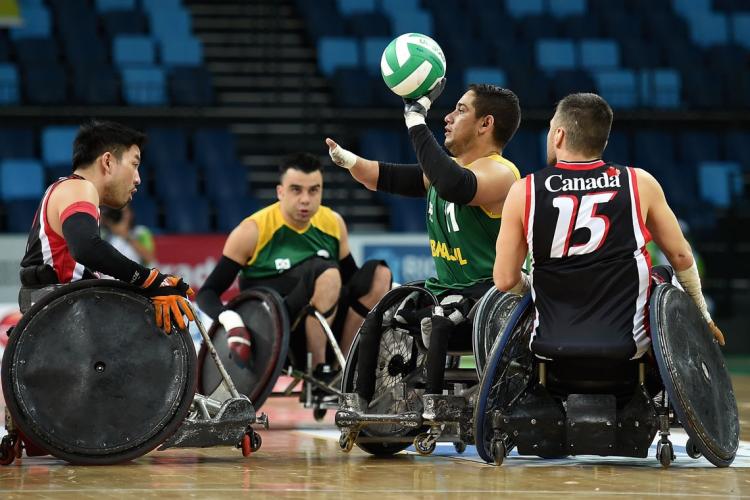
451 153 520 219
244 203 341 266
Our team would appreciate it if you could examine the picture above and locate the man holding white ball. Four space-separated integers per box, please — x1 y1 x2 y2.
326 75 522 398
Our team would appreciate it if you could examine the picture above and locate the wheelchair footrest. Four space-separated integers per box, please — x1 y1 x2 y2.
422 394 472 424
566 394 616 456
159 397 259 450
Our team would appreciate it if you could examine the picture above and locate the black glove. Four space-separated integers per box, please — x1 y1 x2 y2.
403 77 447 127
140 268 191 298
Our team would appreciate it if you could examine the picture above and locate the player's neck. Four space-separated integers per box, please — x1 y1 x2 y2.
72 168 104 192
556 147 599 164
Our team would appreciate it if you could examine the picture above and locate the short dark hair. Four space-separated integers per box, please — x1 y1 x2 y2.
467 84 521 148
279 152 322 178
72 120 147 169
555 93 613 157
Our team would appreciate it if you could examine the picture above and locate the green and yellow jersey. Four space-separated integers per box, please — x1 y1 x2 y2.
240 202 341 280
424 153 520 295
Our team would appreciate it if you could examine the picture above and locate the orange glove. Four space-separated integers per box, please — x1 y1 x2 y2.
140 269 195 333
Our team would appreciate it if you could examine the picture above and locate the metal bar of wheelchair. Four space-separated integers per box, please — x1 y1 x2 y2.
190 303 241 401
313 310 347 368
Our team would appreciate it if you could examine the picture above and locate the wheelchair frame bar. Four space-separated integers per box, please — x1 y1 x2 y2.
191 303 241 400
314 310 347 368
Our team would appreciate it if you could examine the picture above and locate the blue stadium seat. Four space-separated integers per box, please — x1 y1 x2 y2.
359 129 407 164
0 159 44 200
113 35 156 67
332 68 373 107
548 0 586 18
337 0 375 15
603 130 630 165
72 66 120 105
205 164 249 202
0 64 20 104
95 0 135 11
686 13 730 47
593 69 637 108
385 196 426 232
0 128 34 159
10 6 51 40
672 0 712 18
4 199 40 233
463 67 506 88
23 63 67 104
317 37 359 76
154 163 199 200
161 37 203 67
678 131 720 164
193 128 237 170
505 0 544 18
698 161 743 208
100 10 148 39
145 128 188 169
164 196 211 233
129 194 159 230
346 12 391 37
536 39 576 72
169 67 214 105
141 0 182 14
392 9 433 37
724 130 750 170
733 14 750 50
640 69 681 108
362 37 390 75
148 10 192 43
42 126 77 168
13 38 58 67
579 39 620 70
121 67 167 105
215 197 260 233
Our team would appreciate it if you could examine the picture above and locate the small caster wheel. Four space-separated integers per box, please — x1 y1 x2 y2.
240 432 262 457
414 434 436 456
313 408 327 422
685 438 702 459
0 436 16 466
659 442 674 468
250 432 262 452
454 442 467 454
339 433 355 452
491 439 506 466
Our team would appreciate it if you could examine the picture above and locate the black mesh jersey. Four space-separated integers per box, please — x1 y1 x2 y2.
525 160 652 360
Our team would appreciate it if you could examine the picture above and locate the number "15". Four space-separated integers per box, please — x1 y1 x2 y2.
550 192 616 258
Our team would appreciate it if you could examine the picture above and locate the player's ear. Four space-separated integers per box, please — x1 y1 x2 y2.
276 184 283 200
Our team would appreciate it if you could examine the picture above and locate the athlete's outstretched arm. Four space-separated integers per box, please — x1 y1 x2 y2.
196 219 258 319
326 138 427 197
636 168 724 345
494 179 528 293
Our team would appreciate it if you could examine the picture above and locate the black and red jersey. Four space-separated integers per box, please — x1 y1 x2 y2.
525 160 652 360
20 175 99 284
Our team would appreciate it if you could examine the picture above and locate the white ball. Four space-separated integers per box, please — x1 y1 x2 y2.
380 33 446 99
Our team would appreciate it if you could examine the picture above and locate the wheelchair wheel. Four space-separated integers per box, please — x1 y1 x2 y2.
473 293 534 464
1 280 197 465
341 285 436 456
472 288 527 376
197 287 289 410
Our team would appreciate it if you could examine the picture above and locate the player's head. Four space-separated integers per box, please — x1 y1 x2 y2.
444 84 521 156
73 120 146 208
277 152 323 226
547 93 613 165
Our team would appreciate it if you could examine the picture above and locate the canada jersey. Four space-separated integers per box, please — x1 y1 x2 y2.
240 202 341 279
20 175 99 284
425 153 520 295
526 160 652 359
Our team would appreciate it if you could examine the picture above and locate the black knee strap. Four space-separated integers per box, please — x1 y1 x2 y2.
350 299 370 318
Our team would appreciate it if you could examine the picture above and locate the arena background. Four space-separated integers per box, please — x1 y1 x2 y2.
0 0 749 496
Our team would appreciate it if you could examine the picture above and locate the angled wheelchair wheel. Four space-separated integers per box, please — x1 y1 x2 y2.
472 288 528 376
197 287 289 410
473 293 534 463
341 285 437 456
650 284 739 467
1 280 196 465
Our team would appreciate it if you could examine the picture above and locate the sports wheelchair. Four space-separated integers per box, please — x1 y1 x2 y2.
197 286 348 422
1 280 266 465
335 283 520 455
473 283 740 468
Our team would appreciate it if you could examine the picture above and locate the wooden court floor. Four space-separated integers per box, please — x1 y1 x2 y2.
1 375 749 499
